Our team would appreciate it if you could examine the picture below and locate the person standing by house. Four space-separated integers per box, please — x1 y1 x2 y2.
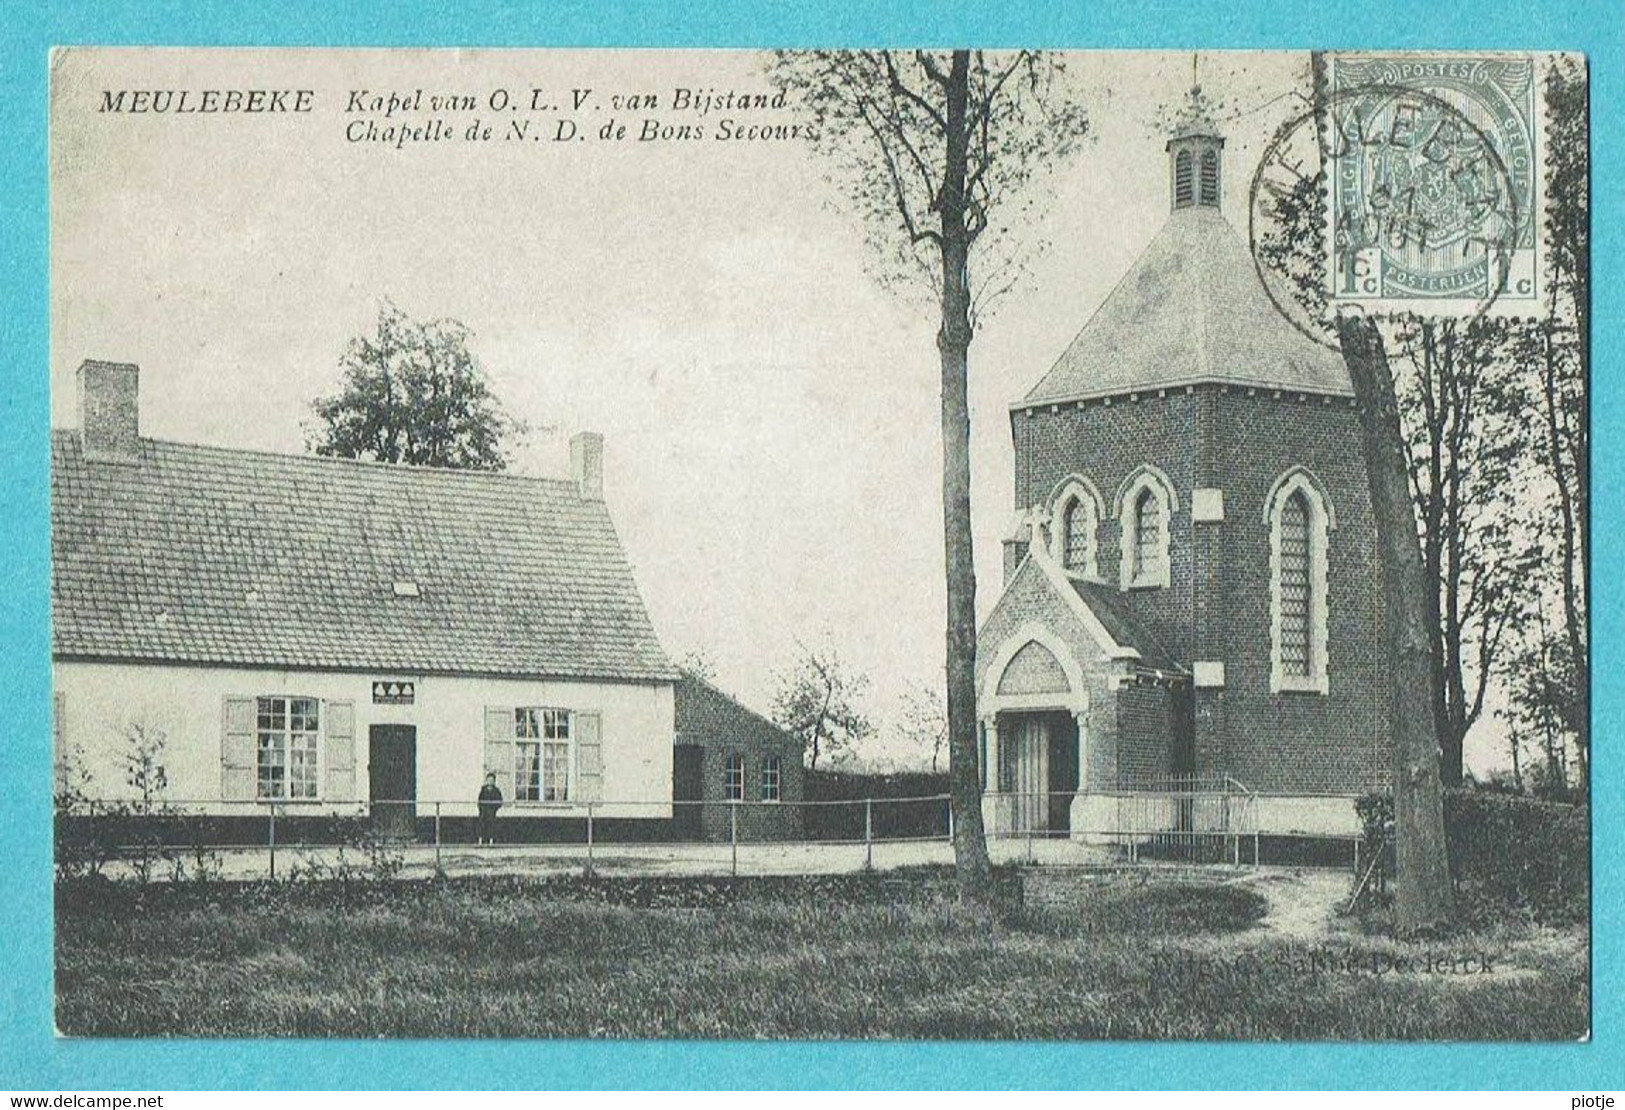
477 772 503 845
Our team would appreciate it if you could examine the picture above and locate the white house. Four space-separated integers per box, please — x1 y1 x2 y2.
52 360 676 834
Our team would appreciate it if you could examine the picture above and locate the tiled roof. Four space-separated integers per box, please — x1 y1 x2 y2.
673 673 800 755
51 432 675 681
1021 207 1352 406
1069 579 1186 676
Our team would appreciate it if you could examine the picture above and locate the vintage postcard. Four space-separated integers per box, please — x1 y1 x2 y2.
49 48 1588 1041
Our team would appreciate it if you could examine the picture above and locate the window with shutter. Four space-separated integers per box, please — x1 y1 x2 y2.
254 696 320 801
513 707 572 802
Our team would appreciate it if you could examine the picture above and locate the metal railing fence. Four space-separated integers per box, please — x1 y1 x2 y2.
54 784 1356 881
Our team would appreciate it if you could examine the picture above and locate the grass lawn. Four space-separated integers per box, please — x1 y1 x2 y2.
55 870 1588 1039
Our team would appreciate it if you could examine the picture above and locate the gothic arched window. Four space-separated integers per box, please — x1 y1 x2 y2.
1199 149 1220 205
1116 466 1176 590
1174 149 1195 207
1266 468 1334 694
1133 489 1162 581
1064 499 1092 572
1277 492 1313 677
1048 476 1104 578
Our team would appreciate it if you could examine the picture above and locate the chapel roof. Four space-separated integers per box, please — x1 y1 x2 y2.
1019 206 1352 407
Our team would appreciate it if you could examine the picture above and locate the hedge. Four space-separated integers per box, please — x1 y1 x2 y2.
803 770 951 841
1355 787 1589 925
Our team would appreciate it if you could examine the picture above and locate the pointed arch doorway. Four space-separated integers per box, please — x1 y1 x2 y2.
979 625 1091 837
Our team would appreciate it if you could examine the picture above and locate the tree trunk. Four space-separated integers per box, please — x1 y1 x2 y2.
938 50 994 900
1335 315 1453 933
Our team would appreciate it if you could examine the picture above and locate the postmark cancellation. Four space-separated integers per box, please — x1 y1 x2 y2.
1324 53 1545 319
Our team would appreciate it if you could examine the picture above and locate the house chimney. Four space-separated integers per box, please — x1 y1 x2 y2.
570 431 604 500
77 360 142 461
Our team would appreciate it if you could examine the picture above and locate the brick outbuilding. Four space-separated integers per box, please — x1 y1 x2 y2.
672 673 804 842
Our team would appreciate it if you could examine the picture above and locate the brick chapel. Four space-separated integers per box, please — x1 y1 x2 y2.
973 103 1392 837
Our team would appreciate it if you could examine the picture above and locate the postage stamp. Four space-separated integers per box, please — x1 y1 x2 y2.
1323 53 1544 318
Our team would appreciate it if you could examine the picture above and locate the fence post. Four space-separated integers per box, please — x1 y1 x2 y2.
864 797 873 871
729 803 738 877
268 803 277 880
946 796 954 845
1026 797 1035 863
585 802 595 877
1128 797 1138 865
433 802 442 874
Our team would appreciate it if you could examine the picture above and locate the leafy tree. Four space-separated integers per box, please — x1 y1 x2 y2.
770 50 1089 899
771 643 872 772
308 302 523 470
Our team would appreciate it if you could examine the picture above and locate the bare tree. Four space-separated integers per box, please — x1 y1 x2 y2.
1512 58 1590 790
771 643 872 772
770 50 1089 899
897 683 949 774
1252 54 1454 930
1393 317 1538 786
1335 316 1455 931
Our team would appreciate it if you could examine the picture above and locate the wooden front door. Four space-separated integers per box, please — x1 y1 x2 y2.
1001 716 1051 833
368 724 417 840
672 744 703 840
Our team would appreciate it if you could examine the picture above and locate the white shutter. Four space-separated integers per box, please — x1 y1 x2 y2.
325 699 356 802
222 696 255 801
575 711 603 803
484 706 516 802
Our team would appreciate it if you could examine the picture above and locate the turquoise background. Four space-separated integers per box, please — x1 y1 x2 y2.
1 0 1617 1091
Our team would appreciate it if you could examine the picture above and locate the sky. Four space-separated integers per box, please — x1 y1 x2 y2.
50 47 1515 775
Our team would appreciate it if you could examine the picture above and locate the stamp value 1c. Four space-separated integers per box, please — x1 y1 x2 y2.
1325 53 1543 318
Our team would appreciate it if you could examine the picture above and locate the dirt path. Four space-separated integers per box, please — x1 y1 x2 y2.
1246 868 1351 939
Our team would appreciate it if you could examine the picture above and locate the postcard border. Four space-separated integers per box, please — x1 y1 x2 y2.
3 0 1619 1091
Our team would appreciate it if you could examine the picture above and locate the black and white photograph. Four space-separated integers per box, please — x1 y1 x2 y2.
48 48 1589 1041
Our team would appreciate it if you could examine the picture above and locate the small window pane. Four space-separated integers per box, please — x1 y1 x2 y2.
761 757 782 802
725 753 745 802
515 741 541 801
542 741 570 801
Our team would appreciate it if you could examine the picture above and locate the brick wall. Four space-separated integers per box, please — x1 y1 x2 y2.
673 675 804 841
1009 386 1391 796
1115 682 1175 783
